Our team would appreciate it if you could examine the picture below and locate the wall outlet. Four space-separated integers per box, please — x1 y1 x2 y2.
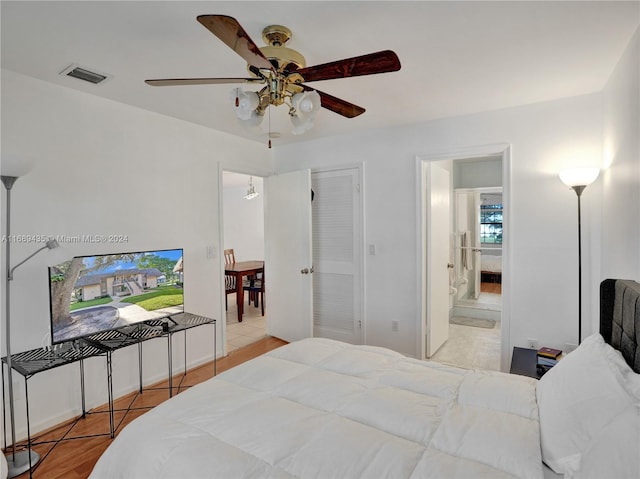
391 320 399 332
527 338 539 349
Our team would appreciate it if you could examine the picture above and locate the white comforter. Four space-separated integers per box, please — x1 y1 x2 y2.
90 338 543 478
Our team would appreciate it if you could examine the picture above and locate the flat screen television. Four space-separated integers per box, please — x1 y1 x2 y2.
48 248 184 344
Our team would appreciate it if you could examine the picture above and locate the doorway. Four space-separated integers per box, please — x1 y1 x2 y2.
222 171 267 352
219 167 364 350
452 187 502 319
418 145 511 371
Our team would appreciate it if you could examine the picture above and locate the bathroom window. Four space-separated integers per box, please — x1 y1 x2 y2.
480 203 502 244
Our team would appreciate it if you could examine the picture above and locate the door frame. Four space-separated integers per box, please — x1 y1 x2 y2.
217 162 272 357
416 143 512 370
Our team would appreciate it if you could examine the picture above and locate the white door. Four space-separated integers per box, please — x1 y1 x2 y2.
311 168 362 344
265 170 314 342
426 162 451 357
472 191 482 300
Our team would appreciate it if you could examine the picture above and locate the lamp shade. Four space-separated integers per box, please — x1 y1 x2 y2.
1 156 34 178
559 168 600 187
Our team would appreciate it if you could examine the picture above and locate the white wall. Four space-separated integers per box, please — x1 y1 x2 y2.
2 24 637 442
222 176 265 261
453 157 502 189
602 27 640 281
0 69 271 440
275 93 604 358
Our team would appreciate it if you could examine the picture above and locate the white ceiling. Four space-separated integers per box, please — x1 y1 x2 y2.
2 1 638 146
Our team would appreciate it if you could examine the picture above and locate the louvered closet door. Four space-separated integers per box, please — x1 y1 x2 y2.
311 168 362 344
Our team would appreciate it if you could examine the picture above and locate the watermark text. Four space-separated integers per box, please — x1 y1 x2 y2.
1 234 129 244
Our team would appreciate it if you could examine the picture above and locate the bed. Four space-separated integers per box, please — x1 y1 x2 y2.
480 253 502 283
90 279 640 479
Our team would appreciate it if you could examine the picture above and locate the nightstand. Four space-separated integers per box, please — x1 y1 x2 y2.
510 347 543 379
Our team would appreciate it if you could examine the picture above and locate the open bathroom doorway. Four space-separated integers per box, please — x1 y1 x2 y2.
452 187 503 321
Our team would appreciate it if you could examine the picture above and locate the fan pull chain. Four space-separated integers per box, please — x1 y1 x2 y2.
268 106 272 149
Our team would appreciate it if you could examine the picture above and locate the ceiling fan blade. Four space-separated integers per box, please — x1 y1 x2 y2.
197 15 275 72
145 77 262 87
296 50 400 83
302 86 365 118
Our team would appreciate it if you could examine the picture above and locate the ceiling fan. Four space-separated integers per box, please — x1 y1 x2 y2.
145 15 401 139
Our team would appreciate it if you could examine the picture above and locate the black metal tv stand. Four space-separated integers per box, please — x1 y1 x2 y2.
1 312 216 478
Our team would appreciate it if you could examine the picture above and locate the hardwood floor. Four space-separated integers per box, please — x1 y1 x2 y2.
480 281 502 294
5 336 287 479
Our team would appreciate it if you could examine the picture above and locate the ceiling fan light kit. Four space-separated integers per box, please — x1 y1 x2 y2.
290 90 321 135
230 88 260 121
145 15 401 145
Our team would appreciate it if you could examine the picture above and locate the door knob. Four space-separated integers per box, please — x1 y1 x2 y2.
447 263 454 269
301 268 309 274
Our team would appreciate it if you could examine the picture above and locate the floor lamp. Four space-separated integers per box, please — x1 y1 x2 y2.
559 167 600 346
2 159 58 478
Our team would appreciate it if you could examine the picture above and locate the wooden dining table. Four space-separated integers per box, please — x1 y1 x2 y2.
225 260 264 322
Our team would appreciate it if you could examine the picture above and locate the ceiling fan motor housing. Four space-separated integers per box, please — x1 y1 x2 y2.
146 15 400 121
258 24 306 73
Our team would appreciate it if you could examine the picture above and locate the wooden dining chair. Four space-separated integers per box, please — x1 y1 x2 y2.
243 268 265 316
224 248 236 310
224 248 236 265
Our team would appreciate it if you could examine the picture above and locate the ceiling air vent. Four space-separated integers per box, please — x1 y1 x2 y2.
59 63 111 85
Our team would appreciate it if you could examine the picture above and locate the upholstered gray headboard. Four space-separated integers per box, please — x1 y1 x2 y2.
600 279 640 373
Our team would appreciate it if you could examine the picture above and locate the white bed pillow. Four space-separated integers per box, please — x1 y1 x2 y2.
536 333 640 477
573 404 640 479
